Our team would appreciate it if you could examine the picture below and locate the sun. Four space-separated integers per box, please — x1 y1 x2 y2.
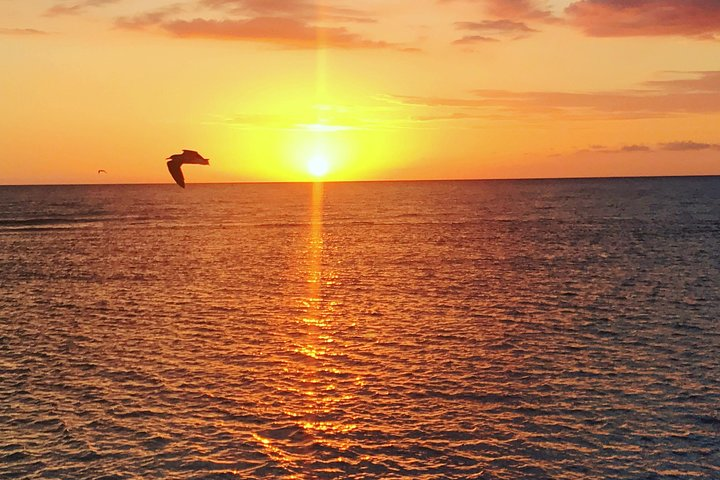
307 153 330 178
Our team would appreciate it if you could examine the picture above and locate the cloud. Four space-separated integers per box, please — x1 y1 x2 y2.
226 113 327 130
482 0 556 22
200 0 374 23
444 0 554 43
116 5 185 30
452 35 499 45
0 28 48 35
565 0 720 39
457 19 538 33
445 1 720 40
222 103 418 130
412 112 494 121
469 88 720 116
156 17 395 49
644 71 720 93
579 144 651 153
393 71 720 120
618 144 651 152
115 1 406 50
660 141 720 151
46 0 121 17
453 20 537 45
225 112 366 131
453 20 539 44
457 19 538 35
574 140 720 155
441 0 555 22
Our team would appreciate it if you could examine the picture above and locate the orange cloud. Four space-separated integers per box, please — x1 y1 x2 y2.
115 6 186 30
395 71 720 119
644 71 720 92
574 140 720 155
46 0 121 17
454 19 538 42
115 0 405 50
159 17 396 49
660 141 720 151
457 19 538 33
565 0 720 39
591 144 652 153
452 35 499 45
0 28 48 35
200 0 374 23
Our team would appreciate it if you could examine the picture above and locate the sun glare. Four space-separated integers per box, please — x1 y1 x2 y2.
307 154 330 178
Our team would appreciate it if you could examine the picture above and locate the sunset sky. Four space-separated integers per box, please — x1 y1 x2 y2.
2 0 720 183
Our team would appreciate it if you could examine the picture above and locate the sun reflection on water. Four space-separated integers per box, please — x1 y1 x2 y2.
295 182 355 434
252 181 357 476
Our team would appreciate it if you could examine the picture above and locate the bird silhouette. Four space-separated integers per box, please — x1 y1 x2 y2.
166 150 210 188
97 169 107 174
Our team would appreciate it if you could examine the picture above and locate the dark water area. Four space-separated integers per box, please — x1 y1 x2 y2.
1 178 719 479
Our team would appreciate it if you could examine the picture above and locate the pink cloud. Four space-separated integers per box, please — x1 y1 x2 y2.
440 0 555 22
483 0 555 22
444 1 554 44
565 0 720 39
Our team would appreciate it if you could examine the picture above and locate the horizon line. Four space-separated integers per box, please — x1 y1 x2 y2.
1 173 719 187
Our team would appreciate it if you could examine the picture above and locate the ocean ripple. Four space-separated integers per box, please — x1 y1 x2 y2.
1 179 719 479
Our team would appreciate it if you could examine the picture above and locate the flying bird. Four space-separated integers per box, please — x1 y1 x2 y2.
166 150 210 188
97 169 107 174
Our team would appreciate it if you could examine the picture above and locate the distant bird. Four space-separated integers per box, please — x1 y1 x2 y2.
166 150 210 188
97 169 107 174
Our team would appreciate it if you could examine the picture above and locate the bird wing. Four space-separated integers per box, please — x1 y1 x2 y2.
181 150 209 165
182 149 201 161
167 160 185 188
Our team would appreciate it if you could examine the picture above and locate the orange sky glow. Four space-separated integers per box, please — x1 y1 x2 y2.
1 0 719 183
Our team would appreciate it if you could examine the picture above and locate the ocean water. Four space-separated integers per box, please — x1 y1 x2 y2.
0 178 719 479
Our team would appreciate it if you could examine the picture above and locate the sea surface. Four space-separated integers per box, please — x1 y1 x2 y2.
1 178 719 479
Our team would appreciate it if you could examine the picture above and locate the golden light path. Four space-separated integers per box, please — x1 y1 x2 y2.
251 182 357 478
297 181 356 433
